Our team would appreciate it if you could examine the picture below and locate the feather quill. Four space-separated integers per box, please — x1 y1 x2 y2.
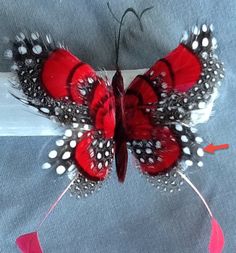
16 179 75 253
177 171 224 253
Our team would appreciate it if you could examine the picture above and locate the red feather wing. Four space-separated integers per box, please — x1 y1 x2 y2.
127 124 181 175
124 26 222 176
74 130 114 181
124 24 224 127
9 33 113 127
9 32 116 182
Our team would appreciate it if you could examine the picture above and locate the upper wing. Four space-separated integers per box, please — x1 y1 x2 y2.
124 24 224 191
8 32 107 127
5 32 115 195
124 24 224 126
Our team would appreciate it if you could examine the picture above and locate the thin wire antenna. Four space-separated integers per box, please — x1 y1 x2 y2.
114 30 118 58
107 2 153 68
140 6 154 19
107 2 122 24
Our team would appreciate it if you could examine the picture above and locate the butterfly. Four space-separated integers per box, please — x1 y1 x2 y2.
5 19 225 253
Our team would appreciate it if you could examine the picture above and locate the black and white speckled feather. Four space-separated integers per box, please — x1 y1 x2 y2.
42 126 89 175
5 32 92 127
144 165 183 193
129 124 204 193
147 24 224 126
170 124 204 169
69 172 103 198
42 127 114 198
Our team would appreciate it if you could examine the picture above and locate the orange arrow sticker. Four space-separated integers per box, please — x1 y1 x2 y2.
204 143 229 154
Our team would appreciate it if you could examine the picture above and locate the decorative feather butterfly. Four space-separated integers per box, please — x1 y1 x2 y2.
4 9 225 253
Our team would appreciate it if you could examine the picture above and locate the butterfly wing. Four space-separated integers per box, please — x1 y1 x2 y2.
124 24 224 190
125 24 224 126
124 24 225 253
6 32 115 196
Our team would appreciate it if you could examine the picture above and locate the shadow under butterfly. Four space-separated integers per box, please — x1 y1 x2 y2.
3 4 225 253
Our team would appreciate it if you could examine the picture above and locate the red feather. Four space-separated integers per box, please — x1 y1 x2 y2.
209 217 225 253
41 49 96 103
41 49 81 99
146 44 202 92
89 80 115 139
125 75 159 105
74 131 110 181
16 232 43 253
127 125 181 175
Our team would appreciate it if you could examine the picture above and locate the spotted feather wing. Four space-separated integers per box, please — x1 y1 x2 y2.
6 32 101 126
125 24 224 127
150 24 224 126
5 32 115 197
126 122 204 192
124 24 223 191
45 127 115 198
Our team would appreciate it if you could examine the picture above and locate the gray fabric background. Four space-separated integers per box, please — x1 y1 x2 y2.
0 0 236 252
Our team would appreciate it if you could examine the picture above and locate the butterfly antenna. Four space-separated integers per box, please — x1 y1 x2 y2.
107 2 153 69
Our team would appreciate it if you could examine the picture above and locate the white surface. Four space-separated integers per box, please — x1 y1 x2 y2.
0 69 147 136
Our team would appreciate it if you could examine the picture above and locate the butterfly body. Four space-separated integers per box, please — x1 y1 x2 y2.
111 70 128 182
